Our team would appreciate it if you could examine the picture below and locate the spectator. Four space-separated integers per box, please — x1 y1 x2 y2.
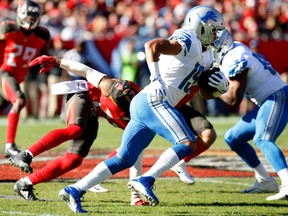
120 38 140 84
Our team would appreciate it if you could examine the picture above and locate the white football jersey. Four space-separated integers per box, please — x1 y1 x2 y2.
220 42 287 105
143 26 214 106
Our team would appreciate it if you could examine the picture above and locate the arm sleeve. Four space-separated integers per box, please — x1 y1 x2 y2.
60 59 106 87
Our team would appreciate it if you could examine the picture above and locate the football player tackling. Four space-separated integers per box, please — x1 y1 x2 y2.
9 56 144 204
56 6 228 213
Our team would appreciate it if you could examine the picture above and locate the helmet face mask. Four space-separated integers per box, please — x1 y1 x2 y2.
184 6 225 48
16 0 41 31
213 29 234 64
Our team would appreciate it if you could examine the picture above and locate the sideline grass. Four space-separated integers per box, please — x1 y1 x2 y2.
0 178 288 216
0 115 287 152
0 116 288 215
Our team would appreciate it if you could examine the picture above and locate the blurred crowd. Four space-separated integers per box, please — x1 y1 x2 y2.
1 0 288 119
1 0 286 44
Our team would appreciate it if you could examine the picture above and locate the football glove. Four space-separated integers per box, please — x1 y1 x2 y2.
208 71 229 94
29 55 56 74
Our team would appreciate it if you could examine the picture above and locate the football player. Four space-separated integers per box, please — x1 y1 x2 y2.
10 55 218 206
56 6 228 213
0 0 50 157
9 56 143 202
214 29 288 200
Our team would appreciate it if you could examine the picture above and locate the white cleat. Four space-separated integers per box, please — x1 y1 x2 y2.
266 184 288 201
171 160 195 185
88 184 108 193
241 177 278 194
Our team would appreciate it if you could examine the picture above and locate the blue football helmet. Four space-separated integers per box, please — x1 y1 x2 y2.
184 6 225 48
213 29 234 64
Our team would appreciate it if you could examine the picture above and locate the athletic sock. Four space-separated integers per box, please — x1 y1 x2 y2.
22 177 33 185
28 153 83 185
143 148 180 178
143 144 192 178
278 168 288 185
28 124 83 156
130 152 143 179
183 139 209 162
6 113 19 144
73 162 112 191
253 163 272 181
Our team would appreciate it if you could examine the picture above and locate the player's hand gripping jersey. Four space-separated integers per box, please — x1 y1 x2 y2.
220 42 287 105
142 26 214 107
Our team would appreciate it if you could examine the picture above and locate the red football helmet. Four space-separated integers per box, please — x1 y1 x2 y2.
101 80 140 120
16 0 41 31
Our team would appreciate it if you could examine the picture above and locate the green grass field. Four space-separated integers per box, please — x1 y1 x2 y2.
0 116 288 215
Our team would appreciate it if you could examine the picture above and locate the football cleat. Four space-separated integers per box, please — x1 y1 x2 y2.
266 184 288 201
241 177 278 194
3 143 21 158
88 184 108 193
14 179 37 200
130 195 149 206
171 160 195 185
9 151 33 174
59 186 87 213
128 176 159 206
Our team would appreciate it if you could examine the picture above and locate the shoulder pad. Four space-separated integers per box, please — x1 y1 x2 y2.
34 26 51 42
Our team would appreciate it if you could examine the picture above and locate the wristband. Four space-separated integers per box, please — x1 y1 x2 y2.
148 62 160 81
60 59 106 87
86 69 106 87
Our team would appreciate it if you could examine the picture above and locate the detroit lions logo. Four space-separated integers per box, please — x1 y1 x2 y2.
200 11 218 22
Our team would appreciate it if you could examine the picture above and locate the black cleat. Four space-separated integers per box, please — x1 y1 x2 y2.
9 151 33 174
3 143 21 158
14 179 37 201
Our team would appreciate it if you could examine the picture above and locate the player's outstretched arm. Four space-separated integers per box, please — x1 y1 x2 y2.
29 55 107 88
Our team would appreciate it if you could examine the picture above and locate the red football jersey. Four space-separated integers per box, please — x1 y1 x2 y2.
0 20 50 83
175 85 199 108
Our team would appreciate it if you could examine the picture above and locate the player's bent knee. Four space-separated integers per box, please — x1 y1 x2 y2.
62 153 83 170
200 128 217 147
66 124 84 138
224 129 238 149
12 98 26 112
254 139 270 149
